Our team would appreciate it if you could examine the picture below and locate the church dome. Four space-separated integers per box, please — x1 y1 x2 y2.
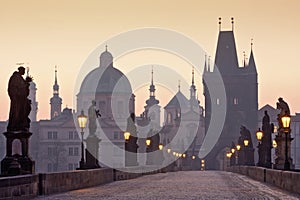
79 50 132 95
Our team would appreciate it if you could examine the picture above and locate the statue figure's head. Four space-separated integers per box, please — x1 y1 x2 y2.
18 66 25 75
278 97 283 102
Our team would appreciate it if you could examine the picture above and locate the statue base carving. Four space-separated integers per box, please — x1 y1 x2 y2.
1 131 35 176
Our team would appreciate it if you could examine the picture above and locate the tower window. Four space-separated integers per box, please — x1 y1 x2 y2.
216 98 220 105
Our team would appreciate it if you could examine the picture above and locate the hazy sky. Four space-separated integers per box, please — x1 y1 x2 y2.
0 0 299 120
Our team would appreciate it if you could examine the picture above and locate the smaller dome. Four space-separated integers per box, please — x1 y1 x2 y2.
100 49 113 68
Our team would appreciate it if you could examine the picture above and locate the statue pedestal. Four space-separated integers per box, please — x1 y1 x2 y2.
274 133 294 170
1 131 35 176
84 135 101 169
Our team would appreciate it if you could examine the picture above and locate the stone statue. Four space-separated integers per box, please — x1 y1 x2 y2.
7 67 32 132
88 100 100 135
262 110 270 131
276 97 290 116
126 113 137 137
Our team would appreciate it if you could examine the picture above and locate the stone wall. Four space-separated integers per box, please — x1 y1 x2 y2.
39 168 113 195
228 166 300 195
0 174 39 200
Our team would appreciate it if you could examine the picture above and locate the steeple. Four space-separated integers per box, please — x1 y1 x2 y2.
190 67 199 109
145 67 159 107
50 66 62 119
53 66 59 95
248 39 257 73
149 66 155 97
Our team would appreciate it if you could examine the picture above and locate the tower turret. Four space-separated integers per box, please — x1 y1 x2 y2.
50 66 62 119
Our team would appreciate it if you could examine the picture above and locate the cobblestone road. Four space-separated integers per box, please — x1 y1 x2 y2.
35 171 300 200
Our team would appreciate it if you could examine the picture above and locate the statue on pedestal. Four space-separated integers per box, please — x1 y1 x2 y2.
1 67 35 176
7 67 32 132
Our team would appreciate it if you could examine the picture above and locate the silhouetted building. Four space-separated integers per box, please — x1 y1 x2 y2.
203 21 258 169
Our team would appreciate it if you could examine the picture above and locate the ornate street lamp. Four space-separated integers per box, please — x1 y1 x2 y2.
281 114 291 170
256 128 264 167
192 155 196 160
236 144 241 151
77 110 87 169
182 154 186 158
167 148 171 153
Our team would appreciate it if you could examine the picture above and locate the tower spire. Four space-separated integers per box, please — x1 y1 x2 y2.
218 17 222 31
50 65 62 119
231 17 234 31
192 66 195 86
53 66 59 95
178 80 181 92
151 66 154 86
251 38 253 51
105 45 108 52
243 51 246 67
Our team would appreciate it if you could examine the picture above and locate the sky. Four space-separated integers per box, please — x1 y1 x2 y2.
0 0 300 120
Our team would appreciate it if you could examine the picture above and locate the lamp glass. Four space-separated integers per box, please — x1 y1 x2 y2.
236 144 241 151
124 132 130 141
256 130 263 141
146 139 151 146
231 148 235 154
158 144 163 150
281 115 291 129
192 155 196 160
77 110 87 129
244 139 249 147
167 148 171 153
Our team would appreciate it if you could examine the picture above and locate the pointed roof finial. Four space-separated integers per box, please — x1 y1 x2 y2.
55 65 58 84
231 17 234 31
219 17 222 31
178 80 181 92
105 45 108 52
151 65 154 85
192 66 195 85
251 38 253 51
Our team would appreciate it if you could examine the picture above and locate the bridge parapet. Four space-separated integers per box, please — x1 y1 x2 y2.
227 166 300 195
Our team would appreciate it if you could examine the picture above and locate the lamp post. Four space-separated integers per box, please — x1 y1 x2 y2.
256 128 263 167
77 110 87 169
281 114 291 170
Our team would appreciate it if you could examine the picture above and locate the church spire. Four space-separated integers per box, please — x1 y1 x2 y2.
53 65 59 96
50 66 62 119
218 17 222 31
149 66 155 97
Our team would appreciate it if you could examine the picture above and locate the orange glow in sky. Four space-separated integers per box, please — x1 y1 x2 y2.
0 0 300 120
